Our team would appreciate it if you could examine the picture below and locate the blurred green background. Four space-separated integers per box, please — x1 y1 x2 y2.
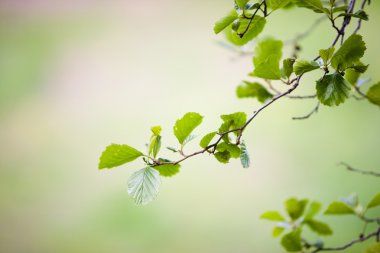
1 1 379 253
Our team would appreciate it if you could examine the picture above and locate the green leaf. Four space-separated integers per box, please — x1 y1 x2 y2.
251 38 283 80
367 192 380 209
149 135 161 158
236 0 249 9
199 132 217 149
293 59 319 75
332 5 348 13
273 227 285 237
364 243 380 253
240 140 250 168
367 82 380 107
324 201 355 215
154 163 180 177
331 34 366 71
151 126 162 135
266 0 291 10
214 10 238 34
285 198 308 220
260 211 285 221
338 10 369 21
173 112 203 145
214 150 231 164
304 201 322 220
99 144 144 169
217 142 241 158
220 112 247 132
304 220 333 235
127 167 161 205
236 81 273 103
319 47 335 64
166 147 178 153
316 73 351 106
292 0 327 13
282 58 295 78
345 68 360 86
281 230 302 252
225 16 266 46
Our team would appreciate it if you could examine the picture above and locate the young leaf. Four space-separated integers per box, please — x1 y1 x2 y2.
173 112 203 145
293 59 319 75
217 142 241 158
260 211 285 221
235 0 249 10
340 193 359 208
285 198 308 221
149 135 161 158
292 0 328 13
127 167 161 205
220 112 247 131
151 126 162 135
281 229 302 252
273 227 285 237
367 82 380 107
214 150 231 164
251 38 283 80
240 140 250 168
154 163 181 177
199 132 217 149
331 34 366 71
367 192 380 209
99 144 144 169
337 10 369 21
236 81 273 103
266 0 291 10
345 68 360 86
324 201 355 215
304 201 322 220
225 16 266 46
319 47 335 64
316 73 351 106
304 220 333 235
282 58 295 78
214 10 238 34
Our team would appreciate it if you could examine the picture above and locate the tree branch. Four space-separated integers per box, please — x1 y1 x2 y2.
339 162 380 177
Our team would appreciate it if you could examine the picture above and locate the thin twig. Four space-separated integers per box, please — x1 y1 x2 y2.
292 102 320 120
339 162 380 177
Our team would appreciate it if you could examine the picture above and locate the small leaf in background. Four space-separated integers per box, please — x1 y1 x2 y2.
285 198 308 221
304 201 322 220
304 220 333 235
273 227 285 237
154 163 181 177
99 144 144 169
127 167 161 206
214 10 238 34
282 58 295 79
319 47 335 65
281 229 302 252
149 135 161 159
183 134 197 146
214 150 231 164
239 140 250 168
324 201 355 215
367 192 380 209
217 142 241 158
316 73 351 106
236 81 273 103
331 34 366 71
266 0 291 10
166 147 178 153
199 132 217 149
293 59 319 75
225 16 266 46
251 38 283 80
260 211 285 221
364 243 380 253
173 112 203 145
367 82 380 107
292 0 327 13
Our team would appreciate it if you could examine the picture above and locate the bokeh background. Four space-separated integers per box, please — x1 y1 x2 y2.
1 1 379 253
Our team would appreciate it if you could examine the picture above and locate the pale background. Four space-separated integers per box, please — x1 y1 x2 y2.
1 1 379 252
